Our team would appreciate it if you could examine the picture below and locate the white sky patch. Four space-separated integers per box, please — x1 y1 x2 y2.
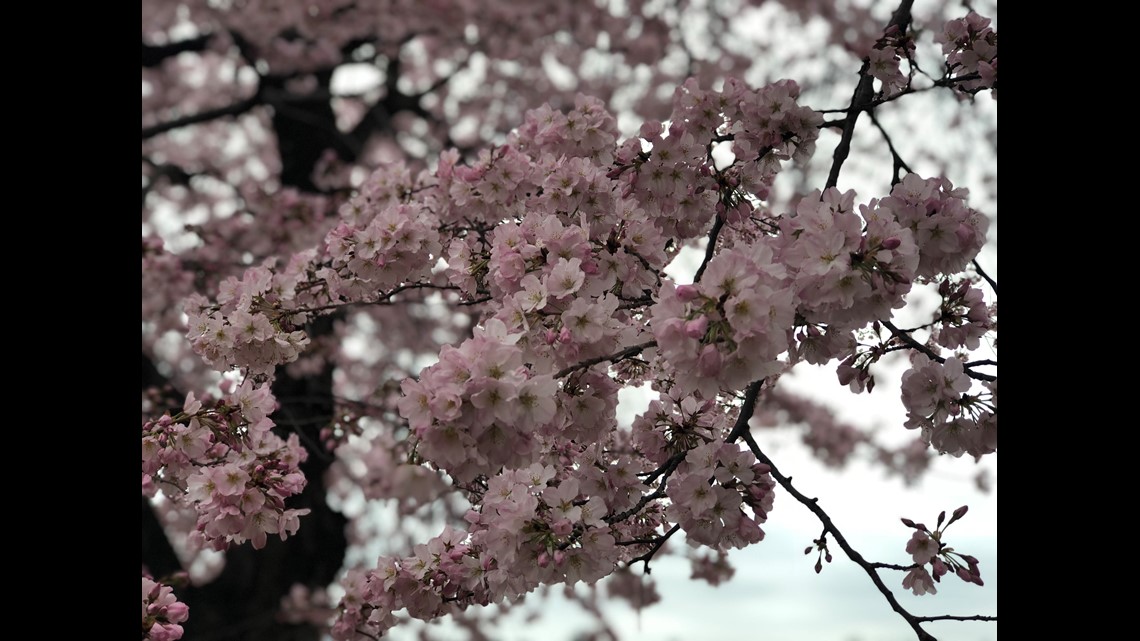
330 63 382 96
711 140 736 170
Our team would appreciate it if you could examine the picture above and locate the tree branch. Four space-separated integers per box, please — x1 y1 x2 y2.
868 110 914 185
142 95 261 140
725 380 764 443
693 215 725 284
739 430 937 641
824 0 914 190
554 340 657 379
626 523 682 573
142 34 214 67
972 259 998 294
881 321 996 382
914 614 997 623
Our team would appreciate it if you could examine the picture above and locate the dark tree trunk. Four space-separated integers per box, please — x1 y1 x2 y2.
142 70 352 639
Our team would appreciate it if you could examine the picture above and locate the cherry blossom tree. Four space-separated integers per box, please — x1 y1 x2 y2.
142 1 997 640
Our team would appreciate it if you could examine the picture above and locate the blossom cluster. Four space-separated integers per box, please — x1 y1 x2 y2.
332 433 774 641
778 187 920 330
652 247 793 398
142 235 197 337
932 278 993 350
664 439 776 549
183 264 312 379
939 12 998 99
867 24 915 97
142 380 310 550
320 201 443 299
899 506 984 596
396 320 562 482
332 463 629 639
900 355 996 458
142 575 189 641
160 75 996 638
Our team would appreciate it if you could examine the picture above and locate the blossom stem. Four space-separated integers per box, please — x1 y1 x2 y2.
740 430 939 641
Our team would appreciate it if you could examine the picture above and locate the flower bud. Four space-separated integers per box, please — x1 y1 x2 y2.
675 284 700 302
684 316 709 339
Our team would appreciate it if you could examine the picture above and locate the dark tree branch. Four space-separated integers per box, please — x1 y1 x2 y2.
554 340 657 379
825 0 914 190
868 110 914 185
142 95 262 140
972 259 998 294
725 380 764 443
143 34 214 67
881 321 996 382
871 561 918 571
693 214 725 284
739 430 938 641
606 451 687 525
914 614 998 623
627 523 682 573
715 373 993 640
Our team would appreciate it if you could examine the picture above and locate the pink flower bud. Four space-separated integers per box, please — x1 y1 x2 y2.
881 236 901 250
544 329 558 345
553 550 566 565
165 602 189 623
675 284 700 302
836 362 858 386
558 327 572 344
931 558 948 578
537 551 550 568
684 316 708 339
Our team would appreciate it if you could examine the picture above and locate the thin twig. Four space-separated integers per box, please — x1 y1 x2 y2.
914 614 997 623
626 523 681 573
553 340 657 379
740 431 937 641
868 110 914 185
881 321 996 382
972 259 998 294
